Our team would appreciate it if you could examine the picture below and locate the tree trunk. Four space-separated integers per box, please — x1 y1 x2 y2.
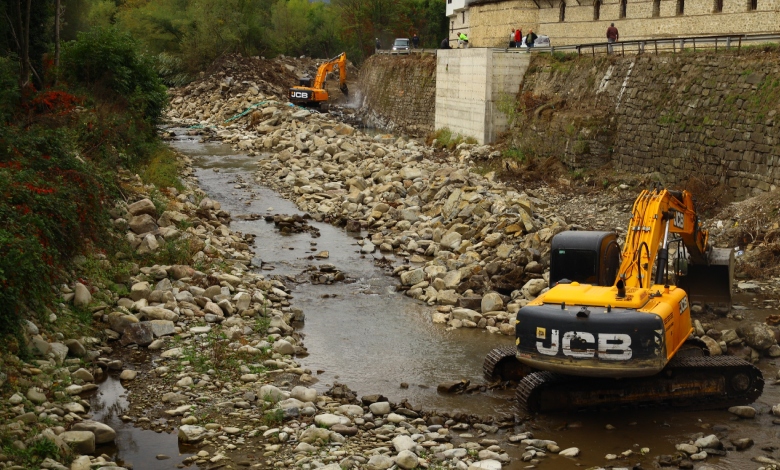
55 0 61 70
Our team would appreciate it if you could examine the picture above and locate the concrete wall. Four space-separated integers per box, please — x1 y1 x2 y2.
436 49 530 144
465 0 780 47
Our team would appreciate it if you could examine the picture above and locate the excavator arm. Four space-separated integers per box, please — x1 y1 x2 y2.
617 189 710 290
312 53 349 95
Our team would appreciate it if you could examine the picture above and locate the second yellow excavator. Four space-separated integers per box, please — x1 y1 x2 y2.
484 188 764 412
289 53 348 109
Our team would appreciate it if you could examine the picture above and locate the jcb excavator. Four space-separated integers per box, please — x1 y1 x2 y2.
484 189 764 412
289 53 348 109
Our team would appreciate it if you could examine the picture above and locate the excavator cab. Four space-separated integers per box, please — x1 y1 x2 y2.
298 77 312 87
550 231 620 287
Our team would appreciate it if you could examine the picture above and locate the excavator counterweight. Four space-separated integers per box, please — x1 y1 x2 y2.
484 188 763 413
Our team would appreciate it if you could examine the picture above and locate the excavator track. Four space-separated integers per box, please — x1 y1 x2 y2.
483 346 533 382
516 355 763 414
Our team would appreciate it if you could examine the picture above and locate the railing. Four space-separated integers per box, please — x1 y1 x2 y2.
495 33 780 56
375 48 437 55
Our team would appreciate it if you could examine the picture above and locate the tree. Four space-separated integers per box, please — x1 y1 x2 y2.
2 0 51 87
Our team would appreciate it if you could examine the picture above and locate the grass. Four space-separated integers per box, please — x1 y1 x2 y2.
1 434 68 468
136 146 185 192
428 128 478 150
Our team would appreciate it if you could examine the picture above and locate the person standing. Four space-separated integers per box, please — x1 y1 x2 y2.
606 23 619 53
514 28 523 48
412 34 420 49
375 38 381 51
458 32 469 48
525 29 537 52
510 29 516 48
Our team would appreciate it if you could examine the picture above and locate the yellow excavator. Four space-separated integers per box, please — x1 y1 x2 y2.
289 53 348 109
484 189 764 412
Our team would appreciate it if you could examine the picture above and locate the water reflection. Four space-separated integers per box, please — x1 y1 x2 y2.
89 376 193 469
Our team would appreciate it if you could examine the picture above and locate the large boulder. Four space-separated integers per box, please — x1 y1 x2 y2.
127 198 157 217
129 214 158 234
71 420 116 444
60 431 95 454
737 323 777 351
178 425 207 443
520 278 548 300
481 292 504 313
139 306 179 322
120 322 154 346
73 283 92 308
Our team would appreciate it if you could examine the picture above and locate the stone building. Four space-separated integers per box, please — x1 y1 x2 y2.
448 0 780 47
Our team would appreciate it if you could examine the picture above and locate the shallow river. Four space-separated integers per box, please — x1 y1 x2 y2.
91 131 780 469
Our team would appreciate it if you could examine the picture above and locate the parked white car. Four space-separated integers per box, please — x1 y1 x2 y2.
391 38 412 54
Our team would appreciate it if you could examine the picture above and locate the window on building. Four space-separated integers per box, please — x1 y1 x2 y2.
652 0 661 15
619 0 627 18
594 0 601 20
448 0 452 3
451 21 454 32
560 1 566 21
677 0 685 14
714 0 723 11
462 11 465 22
748 0 757 10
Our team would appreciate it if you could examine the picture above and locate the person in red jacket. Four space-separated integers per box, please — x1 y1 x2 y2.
514 28 522 48
606 23 619 53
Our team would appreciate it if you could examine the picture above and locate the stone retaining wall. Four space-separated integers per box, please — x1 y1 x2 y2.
356 54 437 137
517 50 780 197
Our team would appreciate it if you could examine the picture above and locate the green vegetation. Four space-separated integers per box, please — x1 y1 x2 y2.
429 128 478 150
0 21 171 344
63 0 447 75
0 434 68 468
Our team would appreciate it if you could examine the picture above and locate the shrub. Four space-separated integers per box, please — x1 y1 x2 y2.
61 27 168 125
0 124 111 337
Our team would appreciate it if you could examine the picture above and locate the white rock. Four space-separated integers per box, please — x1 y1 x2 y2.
178 425 207 443
367 454 394 470
257 384 288 403
481 292 504 313
314 413 350 428
396 449 419 469
369 401 391 415
392 435 416 452
468 460 502 470
71 420 116 444
559 447 580 457
273 339 295 355
73 283 92 308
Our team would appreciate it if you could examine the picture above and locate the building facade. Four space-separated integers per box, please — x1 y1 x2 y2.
451 0 780 47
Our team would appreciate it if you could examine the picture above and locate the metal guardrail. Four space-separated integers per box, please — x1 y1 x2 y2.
375 48 437 55
494 33 780 56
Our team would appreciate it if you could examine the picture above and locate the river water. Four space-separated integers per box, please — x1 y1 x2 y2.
90 130 780 469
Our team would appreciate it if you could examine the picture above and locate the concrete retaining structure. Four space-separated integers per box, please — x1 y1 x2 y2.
435 49 530 144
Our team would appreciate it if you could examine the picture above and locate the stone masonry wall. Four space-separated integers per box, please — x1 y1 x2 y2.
466 0 780 47
357 54 437 137
516 50 780 198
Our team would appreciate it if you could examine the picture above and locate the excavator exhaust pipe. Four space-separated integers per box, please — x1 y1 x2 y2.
676 247 734 307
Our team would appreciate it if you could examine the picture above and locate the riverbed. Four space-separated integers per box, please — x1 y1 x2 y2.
91 129 780 469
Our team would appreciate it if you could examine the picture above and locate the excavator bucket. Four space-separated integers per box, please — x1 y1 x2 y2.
676 247 734 307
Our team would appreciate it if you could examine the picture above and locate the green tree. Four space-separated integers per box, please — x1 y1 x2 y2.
61 27 168 124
